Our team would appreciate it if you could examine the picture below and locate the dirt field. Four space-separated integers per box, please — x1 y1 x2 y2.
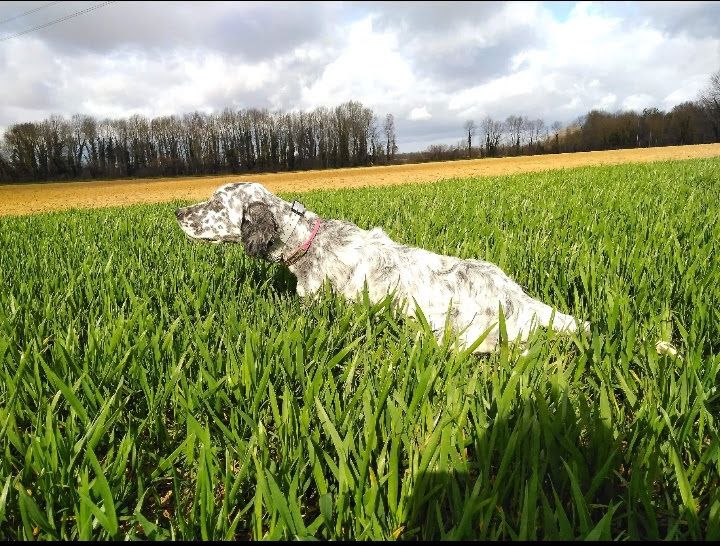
1 143 719 217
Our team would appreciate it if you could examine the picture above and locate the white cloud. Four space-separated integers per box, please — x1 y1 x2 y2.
408 106 432 121
596 93 618 110
622 93 655 111
447 70 538 115
299 16 417 111
662 74 710 108
0 1 718 152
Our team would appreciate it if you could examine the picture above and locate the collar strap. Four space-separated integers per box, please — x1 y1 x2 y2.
283 218 322 266
267 200 306 262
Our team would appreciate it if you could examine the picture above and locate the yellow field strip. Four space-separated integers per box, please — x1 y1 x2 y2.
1 143 719 217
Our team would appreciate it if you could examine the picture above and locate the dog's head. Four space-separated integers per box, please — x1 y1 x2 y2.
175 182 282 258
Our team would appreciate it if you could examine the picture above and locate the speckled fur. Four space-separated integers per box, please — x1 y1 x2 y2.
176 182 589 353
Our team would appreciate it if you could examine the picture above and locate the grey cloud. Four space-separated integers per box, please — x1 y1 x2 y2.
366 1 504 32
0 1 335 60
411 30 541 91
210 2 336 61
2 80 61 111
614 1 720 39
366 1 542 89
395 122 463 150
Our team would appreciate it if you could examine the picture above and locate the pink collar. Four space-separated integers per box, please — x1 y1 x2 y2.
283 218 322 266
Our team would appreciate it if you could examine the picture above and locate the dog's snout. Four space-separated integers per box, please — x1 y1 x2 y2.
175 209 184 220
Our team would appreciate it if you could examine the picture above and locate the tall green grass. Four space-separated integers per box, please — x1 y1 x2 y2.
0 158 718 539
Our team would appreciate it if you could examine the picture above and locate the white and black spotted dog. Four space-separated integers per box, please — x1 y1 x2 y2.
176 182 676 356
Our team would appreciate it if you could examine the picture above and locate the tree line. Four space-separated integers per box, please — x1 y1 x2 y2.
403 69 720 164
1 70 718 183
0 102 398 183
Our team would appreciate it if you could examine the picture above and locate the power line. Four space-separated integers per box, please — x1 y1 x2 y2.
0 1 62 26
0 1 116 43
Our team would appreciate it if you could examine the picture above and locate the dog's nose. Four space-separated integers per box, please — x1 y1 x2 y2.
175 209 183 220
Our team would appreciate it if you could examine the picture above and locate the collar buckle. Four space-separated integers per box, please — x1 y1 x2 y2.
290 201 306 216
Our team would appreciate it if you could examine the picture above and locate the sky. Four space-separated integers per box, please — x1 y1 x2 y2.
0 0 718 152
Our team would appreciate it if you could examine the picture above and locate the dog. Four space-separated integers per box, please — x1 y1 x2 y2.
175 182 676 356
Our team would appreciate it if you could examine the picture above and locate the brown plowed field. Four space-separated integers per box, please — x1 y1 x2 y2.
1 143 719 217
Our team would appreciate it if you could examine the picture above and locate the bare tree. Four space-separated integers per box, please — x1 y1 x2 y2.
369 114 383 165
551 121 563 153
383 113 397 161
463 119 476 158
528 118 545 153
481 116 503 157
699 68 720 140
505 115 525 155
523 118 535 151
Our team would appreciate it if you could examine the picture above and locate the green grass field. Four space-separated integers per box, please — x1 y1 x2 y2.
0 158 718 540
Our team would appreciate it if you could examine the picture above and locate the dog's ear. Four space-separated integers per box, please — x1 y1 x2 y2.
241 202 278 258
